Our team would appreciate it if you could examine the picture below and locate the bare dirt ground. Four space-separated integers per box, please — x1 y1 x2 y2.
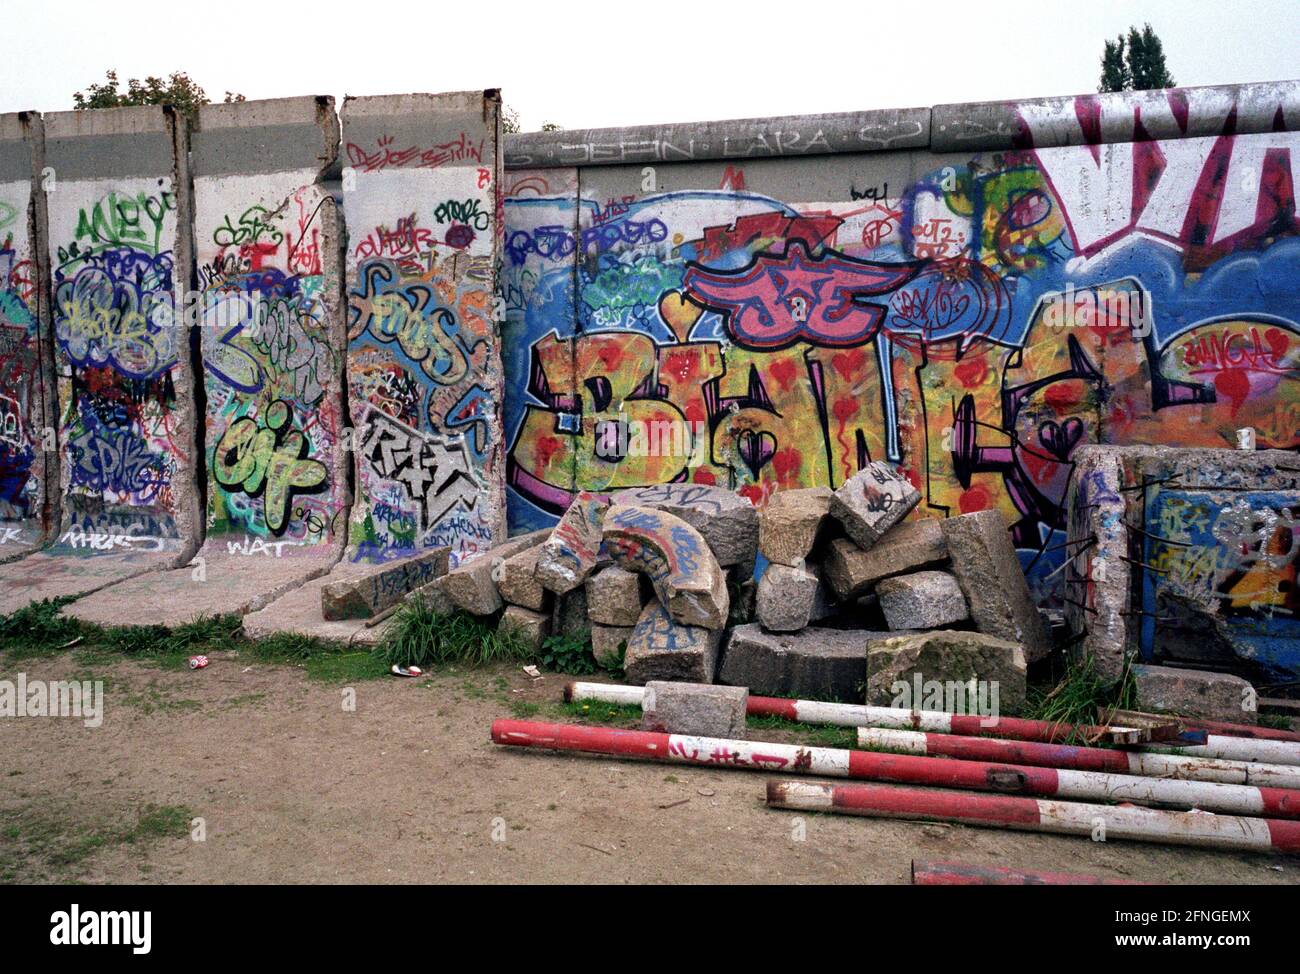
3 649 1298 885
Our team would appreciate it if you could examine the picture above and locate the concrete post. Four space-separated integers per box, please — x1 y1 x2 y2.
67 97 352 627
0 111 58 563
0 105 200 614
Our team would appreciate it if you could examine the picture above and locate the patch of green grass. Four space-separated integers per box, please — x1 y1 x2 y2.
119 681 203 716
745 713 858 749
303 651 391 682
508 699 541 719
1258 712 1296 731
1 802 194 881
1026 652 1136 743
0 596 83 655
375 603 534 670
557 698 643 727
125 804 192 843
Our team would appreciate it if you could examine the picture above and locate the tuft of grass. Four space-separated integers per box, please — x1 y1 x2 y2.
168 614 243 650
125 804 193 843
102 624 173 656
375 602 534 670
0 596 83 653
1026 652 1136 743
1259 712 1297 731
248 631 336 662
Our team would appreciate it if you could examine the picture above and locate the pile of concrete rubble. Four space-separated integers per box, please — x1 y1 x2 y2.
416 462 1059 717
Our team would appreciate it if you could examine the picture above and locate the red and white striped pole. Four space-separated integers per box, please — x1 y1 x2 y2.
491 719 1300 818
768 780 1300 854
1138 736 1300 767
910 859 1147 885
1186 717 1300 743
564 682 1300 764
859 727 1300 789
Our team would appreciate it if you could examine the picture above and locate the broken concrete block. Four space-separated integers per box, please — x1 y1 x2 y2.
1065 445 1300 685
822 520 948 600
720 625 892 702
624 600 721 684
585 566 645 627
439 529 549 617
941 510 1051 663
641 681 748 738
551 584 589 639
603 505 729 630
865 630 1027 716
406 575 457 616
758 487 834 567
829 462 921 550
500 605 550 654
591 624 634 666
1133 664 1257 724
612 484 758 575
535 492 610 594
877 571 969 631
320 546 451 620
497 544 549 611
755 563 828 632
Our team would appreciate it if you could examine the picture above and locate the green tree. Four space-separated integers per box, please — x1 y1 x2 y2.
73 70 245 122
501 106 563 134
1098 23 1176 93
1099 36 1131 93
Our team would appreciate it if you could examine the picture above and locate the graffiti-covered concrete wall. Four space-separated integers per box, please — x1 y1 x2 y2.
0 106 201 613
68 97 351 627
501 82 1300 624
342 91 505 566
195 97 348 559
0 112 56 562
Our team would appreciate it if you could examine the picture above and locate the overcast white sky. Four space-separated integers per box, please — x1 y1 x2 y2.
2 0 1296 131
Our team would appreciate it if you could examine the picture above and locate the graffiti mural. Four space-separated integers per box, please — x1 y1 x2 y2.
504 88 1300 618
344 95 504 566
0 174 48 554
48 178 191 550
195 172 346 549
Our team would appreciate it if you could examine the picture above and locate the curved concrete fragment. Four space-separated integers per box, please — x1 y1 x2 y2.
602 504 729 630
535 491 609 593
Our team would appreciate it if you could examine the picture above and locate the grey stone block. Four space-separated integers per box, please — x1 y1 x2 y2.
320 546 450 620
821 520 948 600
1133 664 1257 724
758 487 833 567
942 510 1051 663
865 630 1027 716
641 681 748 738
591 624 634 666
829 462 920 550
624 600 721 684
536 492 610 594
585 566 644 626
876 571 968 630
720 625 893 702
756 563 818 632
